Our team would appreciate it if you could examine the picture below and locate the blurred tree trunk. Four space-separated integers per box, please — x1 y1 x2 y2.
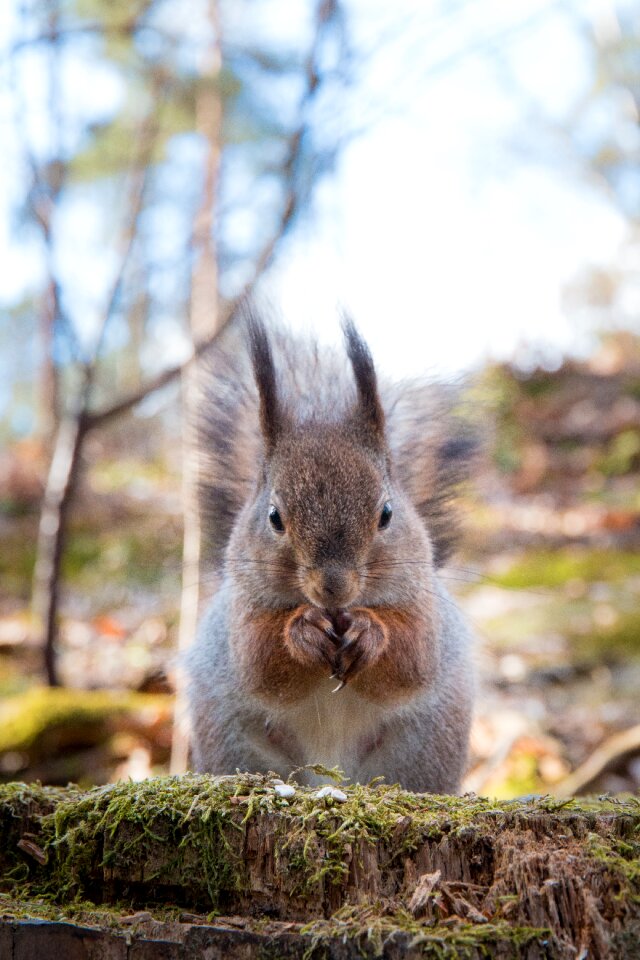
37 297 59 444
31 94 161 687
34 0 63 445
31 411 86 687
171 0 223 774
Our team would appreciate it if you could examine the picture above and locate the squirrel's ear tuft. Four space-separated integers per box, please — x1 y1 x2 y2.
245 307 282 453
341 313 385 449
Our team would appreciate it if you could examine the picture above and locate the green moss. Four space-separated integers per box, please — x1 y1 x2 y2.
0 781 74 887
302 906 549 959
489 548 640 590
598 429 640 477
1 774 639 953
485 753 540 801
588 829 640 900
45 774 257 905
0 531 36 599
62 523 181 591
0 893 552 958
576 610 640 661
0 687 172 755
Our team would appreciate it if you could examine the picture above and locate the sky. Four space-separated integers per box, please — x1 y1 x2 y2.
270 0 631 377
0 0 635 406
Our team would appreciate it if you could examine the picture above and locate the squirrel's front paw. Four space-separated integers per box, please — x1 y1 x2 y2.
284 605 341 671
333 608 389 685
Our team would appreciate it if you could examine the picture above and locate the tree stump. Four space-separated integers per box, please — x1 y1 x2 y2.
1 773 639 958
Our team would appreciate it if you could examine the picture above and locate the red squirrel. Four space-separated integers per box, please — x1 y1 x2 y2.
186 309 475 793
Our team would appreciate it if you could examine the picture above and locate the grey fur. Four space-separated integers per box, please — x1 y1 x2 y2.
197 318 476 569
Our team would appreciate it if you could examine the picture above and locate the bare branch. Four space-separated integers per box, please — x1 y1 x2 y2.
31 73 169 685
555 724 640 798
85 75 168 370
5 18 176 63
85 0 343 432
13 0 79 392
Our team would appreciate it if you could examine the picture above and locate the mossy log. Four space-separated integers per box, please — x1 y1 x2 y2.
1 774 639 959
0 688 173 785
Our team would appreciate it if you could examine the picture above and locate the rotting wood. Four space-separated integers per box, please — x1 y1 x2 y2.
1 773 639 959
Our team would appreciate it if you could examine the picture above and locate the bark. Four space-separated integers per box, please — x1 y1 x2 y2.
1 775 639 959
37 285 59 444
32 1 69 444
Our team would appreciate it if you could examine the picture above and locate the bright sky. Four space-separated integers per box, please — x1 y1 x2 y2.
0 0 633 400
271 0 630 377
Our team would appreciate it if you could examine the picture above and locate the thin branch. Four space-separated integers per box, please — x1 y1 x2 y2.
83 328 226 430
31 76 169 685
13 0 78 368
554 724 640 798
85 75 168 369
5 19 177 62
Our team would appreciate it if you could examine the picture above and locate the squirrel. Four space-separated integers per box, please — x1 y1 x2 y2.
186 308 476 794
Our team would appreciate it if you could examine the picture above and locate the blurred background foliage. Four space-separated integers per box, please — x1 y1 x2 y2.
1 0 640 798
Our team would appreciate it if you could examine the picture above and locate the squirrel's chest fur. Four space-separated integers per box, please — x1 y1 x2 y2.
269 679 385 778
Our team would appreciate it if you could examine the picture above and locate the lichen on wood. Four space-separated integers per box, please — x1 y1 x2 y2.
1 773 639 958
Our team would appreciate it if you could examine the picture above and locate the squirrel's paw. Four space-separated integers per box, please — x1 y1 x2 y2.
333 608 389 684
284 605 341 671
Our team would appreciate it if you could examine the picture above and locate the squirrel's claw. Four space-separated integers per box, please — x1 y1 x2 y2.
302 608 340 643
331 679 346 693
321 649 336 670
340 648 366 683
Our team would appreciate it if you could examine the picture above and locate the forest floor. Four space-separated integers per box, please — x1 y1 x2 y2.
1 334 640 797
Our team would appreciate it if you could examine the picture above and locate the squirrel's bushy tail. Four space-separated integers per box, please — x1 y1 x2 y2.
197 311 476 569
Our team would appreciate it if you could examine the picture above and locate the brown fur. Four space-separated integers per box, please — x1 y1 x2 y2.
232 607 327 706
233 602 437 709
346 607 436 703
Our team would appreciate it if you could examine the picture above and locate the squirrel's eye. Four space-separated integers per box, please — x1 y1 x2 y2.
378 501 393 530
269 505 285 533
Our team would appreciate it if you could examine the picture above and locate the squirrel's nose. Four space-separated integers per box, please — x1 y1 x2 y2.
305 566 360 608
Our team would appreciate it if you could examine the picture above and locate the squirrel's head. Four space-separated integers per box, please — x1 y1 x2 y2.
228 311 433 610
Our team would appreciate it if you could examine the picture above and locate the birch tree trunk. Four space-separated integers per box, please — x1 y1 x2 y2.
171 0 223 774
31 412 86 686
36 291 59 445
